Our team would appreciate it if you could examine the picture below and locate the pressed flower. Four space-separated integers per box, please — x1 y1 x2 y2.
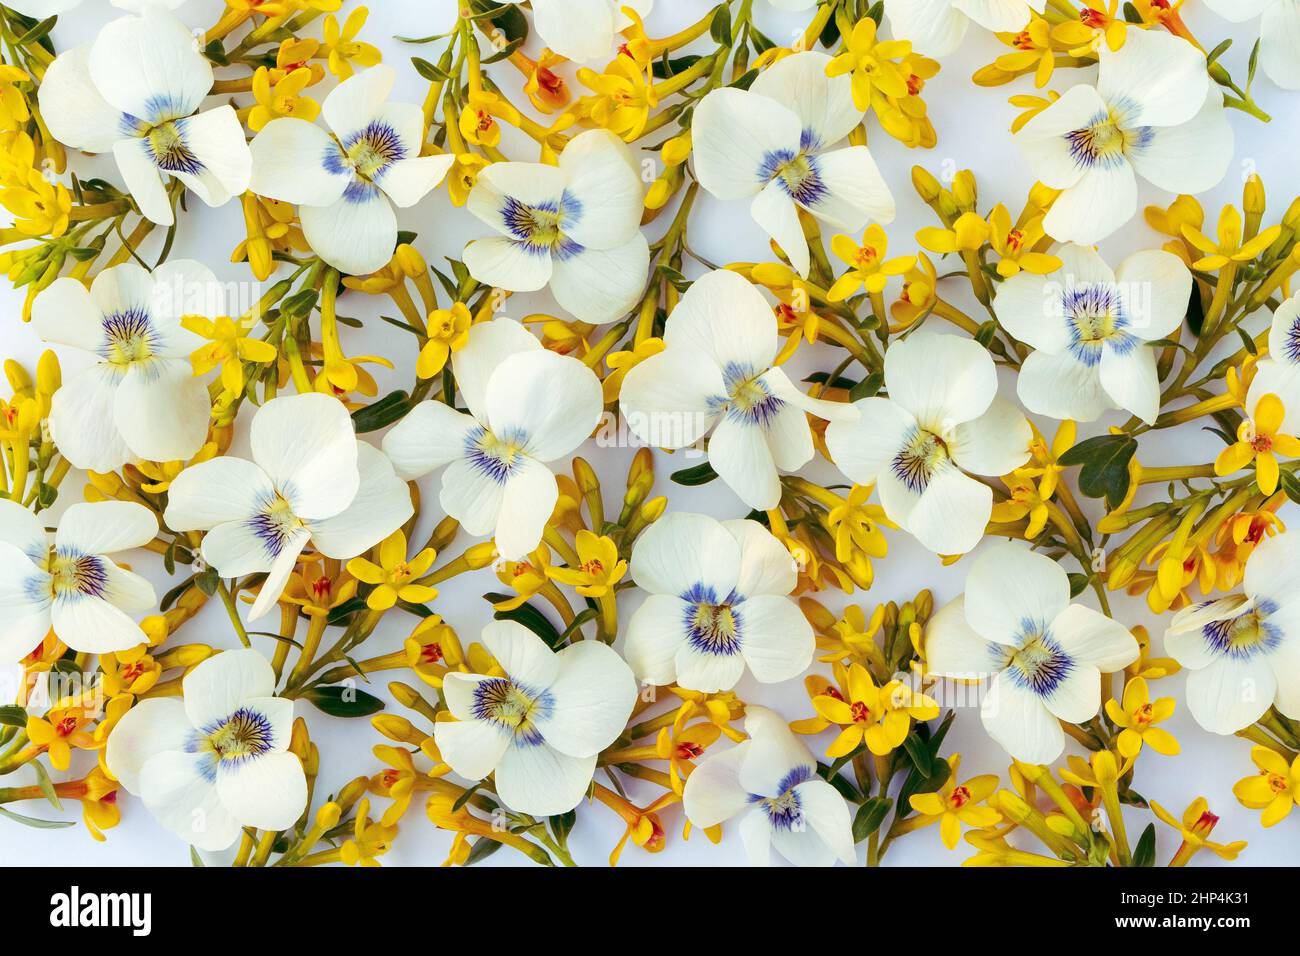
825 330 1031 555
909 754 1002 848
106 649 307 851
434 620 636 816
683 706 855 867
1233 746 1300 827
164 394 413 620
249 66 454 275
993 244 1192 425
38 7 251 226
0 498 158 661
383 319 601 559
620 269 858 510
925 542 1138 763
692 52 894 278
347 530 438 611
625 512 814 693
462 129 649 325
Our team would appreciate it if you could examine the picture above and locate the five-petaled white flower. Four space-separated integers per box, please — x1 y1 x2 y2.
1245 295 1300 432
1165 533 1300 734
249 65 455 276
619 269 859 510
683 706 856 867
463 129 650 325
5 0 182 16
1015 28 1232 243
691 51 894 278
0 499 158 662
1202 0 1300 90
824 330 1030 556
39 7 252 226
924 541 1139 763
992 244 1191 425
32 260 221 473
625 512 812 693
888 0 1043 57
529 0 653 64
106 649 307 852
434 619 637 817
382 318 602 560
164 393 413 621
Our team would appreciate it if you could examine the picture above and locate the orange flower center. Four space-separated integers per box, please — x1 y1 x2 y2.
850 700 873 723
949 785 972 809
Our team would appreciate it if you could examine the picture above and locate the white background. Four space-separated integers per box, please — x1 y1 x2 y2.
2 0 1297 866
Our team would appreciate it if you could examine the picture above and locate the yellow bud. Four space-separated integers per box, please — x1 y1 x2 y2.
139 616 168 647
572 456 599 494
627 447 653 489
389 681 426 711
661 131 692 167
951 170 977 210
4 358 31 393
372 714 416 742
798 597 836 631
394 243 427 278
465 541 498 569
427 516 460 551
85 470 125 497
639 495 667 523
315 802 343 830
911 165 942 202
1027 181 1059 212
289 717 311 761
1243 174 1265 218
337 775 371 812
36 349 60 397
1092 749 1119 787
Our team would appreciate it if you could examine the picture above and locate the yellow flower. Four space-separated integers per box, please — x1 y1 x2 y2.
575 58 658 142
321 7 382 80
183 314 279 397
818 602 885 664
0 169 72 238
521 48 569 113
249 66 320 132
1105 677 1179 759
1151 797 1247 864
447 152 490 207
1206 504 1284 591
416 302 471 379
1007 91 1059 133
233 192 309 281
1145 193 1203 238
100 645 162 697
339 799 396 867
459 90 521 148
992 17 1056 88
1182 205 1283 271
1125 624 1180 681
546 530 627 597
916 212 988 254
990 473 1050 536
909 754 1002 849
604 337 665 404
827 225 915 300
1233 746 1300 828
0 64 31 133
889 252 938 331
27 706 96 771
348 531 439 611
282 556 358 615
654 721 722 794
132 441 220 494
986 205 1059 277
269 37 325 84
1213 393 1300 495
1051 1 1128 55
825 17 912 112
493 546 552 611
594 785 676 866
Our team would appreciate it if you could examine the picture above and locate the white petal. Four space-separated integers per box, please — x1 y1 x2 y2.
251 393 359 520
173 106 252 207
451 317 542 424
55 500 157 556
487 351 603 463
825 396 915 484
1042 161 1137 244
249 118 351 206
618 348 724 450
708 412 781 510
1099 341 1160 424
89 8 213 121
692 87 801 201
664 269 779 374
104 697 191 794
249 537 307 622
887 0 970 56
761 366 859 422
308 442 413 560
216 750 307 831
1098 27 1208 128
1040 661 1102 723
1260 0 1300 89
798 146 895 229
31 278 104 352
630 511 740 599
481 618 560 689
953 0 1033 31
752 178 809 278
1017 348 1112 422
531 0 616 63
737 594 814 683
38 46 123 153
50 590 148 654
494 455 558 561
980 668 1064 763
787 779 856 865
1015 83 1109 190
113 137 173 226
1268 296 1300 366
1200 0 1271 20
0 543 51 664
182 648 276 729
739 706 816 798
1115 249 1192 341
964 541 1069 644
377 153 454 208
438 453 505 537
557 129 643 248
462 236 553 292
1185 656 1274 734
1126 88 1233 194
322 65 394 140
465 159 567 236
682 741 749 827
885 330 997 428
739 806 774 865
1049 603 1139 671
381 400 477 480
0 500 46 562
760 396 815 472
300 190 398 276
992 271 1071 353
533 641 637 757
150 260 225 348
750 51 862 148
925 596 1008 676
115 358 210 464
907 464 992 555
1244 532 1300 610
675 641 747 693
948 397 1031 476
441 671 496 721
139 751 242 852
434 714 510 780
624 594 690 686
164 457 275 531
549 234 650 324
725 518 796 597
494 742 596 816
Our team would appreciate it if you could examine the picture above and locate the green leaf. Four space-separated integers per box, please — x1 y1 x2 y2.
16 16 57 46
1067 572 1090 598
190 846 206 867
1133 823 1157 867
670 461 718 486
0 705 27 728
464 836 503 865
1237 326 1258 356
1279 468 1300 505
0 805 73 829
709 3 732 45
849 371 884 401
853 797 893 843
303 685 385 718
195 567 220 596
32 760 61 811
902 732 933 777
1059 434 1137 509
352 390 411 432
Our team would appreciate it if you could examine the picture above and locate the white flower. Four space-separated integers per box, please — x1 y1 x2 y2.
0 499 158 662
683 706 855 867
1165 533 1300 734
992 244 1191 425
1203 0 1300 90
463 130 650 325
925 541 1138 763
38 7 251 227
824 330 1030 555
249 65 455 276
625 512 813 693
1015 29 1232 243
5 0 183 16
691 51 894 278
164 393 413 621
434 619 637 817
888 0 1043 56
529 0 652 64
106 649 306 851
382 318 602 560
32 261 220 473
619 269 858 509
1245 295 1300 431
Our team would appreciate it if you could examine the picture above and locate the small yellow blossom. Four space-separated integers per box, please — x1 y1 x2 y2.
416 302 471 379
986 205 1059 277
828 225 915 299
909 754 1002 849
348 531 439 611
546 530 627 597
1182 205 1283 271
321 7 382 80
1214 393 1300 495
1233 746 1300 827
184 314 279 397
1106 677 1179 758
825 17 912 112
249 66 320 132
